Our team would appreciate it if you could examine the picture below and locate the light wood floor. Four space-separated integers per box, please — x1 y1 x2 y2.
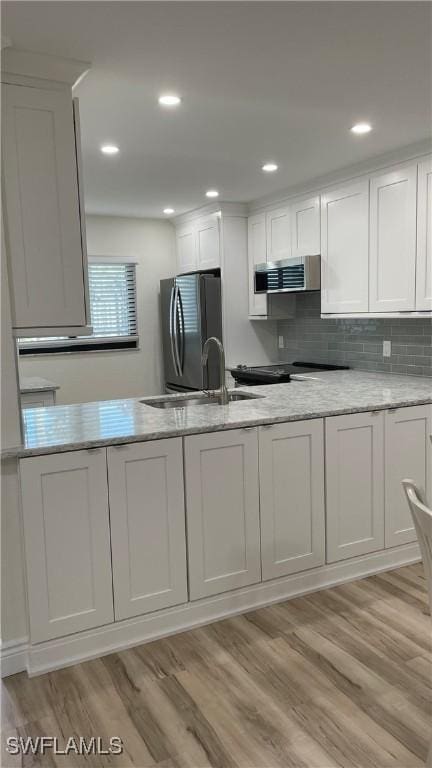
2 564 431 768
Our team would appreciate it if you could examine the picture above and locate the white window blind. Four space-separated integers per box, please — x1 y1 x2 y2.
88 263 137 339
18 263 138 353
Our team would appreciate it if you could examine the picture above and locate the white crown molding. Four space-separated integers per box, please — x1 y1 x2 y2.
2 543 419 677
1 48 90 88
249 139 432 214
173 202 248 228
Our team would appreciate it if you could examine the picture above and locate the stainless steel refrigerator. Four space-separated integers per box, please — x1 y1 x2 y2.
160 273 223 393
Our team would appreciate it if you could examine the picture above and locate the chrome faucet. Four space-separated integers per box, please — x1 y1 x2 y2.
202 337 229 405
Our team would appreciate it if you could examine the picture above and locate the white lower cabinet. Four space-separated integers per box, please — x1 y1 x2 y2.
21 390 56 409
325 411 385 563
18 403 428 655
184 428 261 599
107 439 188 621
385 405 432 548
259 420 325 580
20 449 114 643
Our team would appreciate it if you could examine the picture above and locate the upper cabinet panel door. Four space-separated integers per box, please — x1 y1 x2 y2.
291 195 321 258
259 419 325 581
321 180 369 314
176 225 197 274
247 213 268 316
2 84 87 330
266 207 291 262
416 156 432 311
19 449 114 643
369 164 417 312
325 411 385 563
196 214 220 270
184 428 261 599
385 405 431 548
107 439 187 621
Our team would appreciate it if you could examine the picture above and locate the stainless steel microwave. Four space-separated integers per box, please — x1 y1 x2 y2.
254 254 321 294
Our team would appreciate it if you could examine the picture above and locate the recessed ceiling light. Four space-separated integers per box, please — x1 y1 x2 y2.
351 122 372 135
262 162 278 172
100 144 119 155
205 189 219 198
158 94 181 107
163 207 175 215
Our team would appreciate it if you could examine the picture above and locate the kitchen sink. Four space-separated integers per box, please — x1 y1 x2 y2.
140 392 264 409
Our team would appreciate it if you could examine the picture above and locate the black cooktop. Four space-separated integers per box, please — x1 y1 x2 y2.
230 361 349 385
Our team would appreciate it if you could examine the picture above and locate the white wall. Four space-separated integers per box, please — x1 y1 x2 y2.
19 215 176 404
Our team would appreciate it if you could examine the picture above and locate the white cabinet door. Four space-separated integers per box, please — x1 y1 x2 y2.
20 449 113 643
21 391 55 409
291 195 320 258
247 213 268 316
385 405 432 548
2 84 88 331
176 224 197 274
369 164 417 312
416 156 432 311
184 428 261 599
107 439 187 621
259 419 325 580
325 411 384 563
266 207 291 262
196 214 220 270
321 180 369 314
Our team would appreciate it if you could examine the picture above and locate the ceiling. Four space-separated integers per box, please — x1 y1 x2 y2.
3 1 431 218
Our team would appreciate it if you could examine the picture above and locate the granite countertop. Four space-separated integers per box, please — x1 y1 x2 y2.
20 376 60 394
4 371 431 459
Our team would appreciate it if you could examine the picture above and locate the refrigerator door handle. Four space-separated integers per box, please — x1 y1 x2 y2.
169 286 180 376
177 288 185 375
173 285 182 376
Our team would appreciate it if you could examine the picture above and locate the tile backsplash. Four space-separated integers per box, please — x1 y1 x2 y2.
277 293 432 377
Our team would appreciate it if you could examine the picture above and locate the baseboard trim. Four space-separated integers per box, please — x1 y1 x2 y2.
3 543 421 677
0 637 29 678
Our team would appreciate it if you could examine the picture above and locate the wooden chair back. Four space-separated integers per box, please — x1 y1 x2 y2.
402 479 432 615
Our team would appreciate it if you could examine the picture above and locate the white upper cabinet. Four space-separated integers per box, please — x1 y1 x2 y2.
325 411 385 563
385 405 431 548
266 206 291 262
176 214 220 274
321 179 369 314
107 439 188 621
247 213 268 316
259 419 325 581
20 449 114 643
184 428 261 599
196 214 220 270
2 84 89 333
290 195 320 258
416 156 432 311
176 224 197 274
369 163 417 312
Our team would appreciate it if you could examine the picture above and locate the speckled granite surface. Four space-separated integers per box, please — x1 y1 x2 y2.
19 376 60 393
5 371 431 459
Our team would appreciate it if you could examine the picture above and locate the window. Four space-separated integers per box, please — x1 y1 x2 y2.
18 262 138 355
